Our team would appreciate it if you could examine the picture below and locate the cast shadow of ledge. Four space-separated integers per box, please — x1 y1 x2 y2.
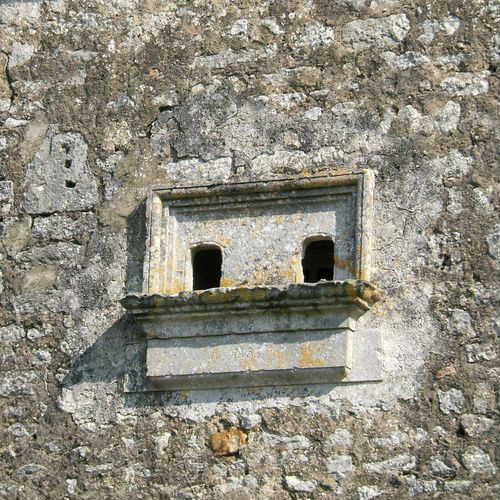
63 199 332 408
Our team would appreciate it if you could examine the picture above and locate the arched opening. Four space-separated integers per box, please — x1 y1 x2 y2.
302 237 334 283
192 245 222 290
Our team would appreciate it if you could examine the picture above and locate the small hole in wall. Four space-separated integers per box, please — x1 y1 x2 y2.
64 159 72 169
302 238 334 283
192 246 222 290
65 180 77 188
62 143 70 154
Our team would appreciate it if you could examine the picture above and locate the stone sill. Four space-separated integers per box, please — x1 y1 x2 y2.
120 280 382 318
120 280 383 391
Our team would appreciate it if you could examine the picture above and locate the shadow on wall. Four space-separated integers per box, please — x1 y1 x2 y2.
63 199 333 408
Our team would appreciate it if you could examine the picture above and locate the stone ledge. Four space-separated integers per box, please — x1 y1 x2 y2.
121 280 382 317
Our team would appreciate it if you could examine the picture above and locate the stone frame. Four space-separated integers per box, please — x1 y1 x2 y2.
143 171 374 295
121 170 382 391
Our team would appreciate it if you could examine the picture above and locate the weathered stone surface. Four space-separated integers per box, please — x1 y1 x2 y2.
465 343 497 363
326 455 354 480
343 14 410 51
0 324 24 343
0 181 14 215
0 1 498 498
429 457 455 478
240 413 262 430
438 388 465 415
358 485 382 500
473 383 497 414
327 428 353 449
365 454 416 474
460 414 495 437
443 480 472 492
23 129 97 214
284 475 316 493
462 447 497 476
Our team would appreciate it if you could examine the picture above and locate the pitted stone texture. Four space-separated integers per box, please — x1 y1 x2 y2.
364 454 416 474
462 447 497 476
23 129 98 214
0 181 14 215
438 388 465 415
343 14 410 51
284 476 316 493
460 414 495 437
326 455 354 480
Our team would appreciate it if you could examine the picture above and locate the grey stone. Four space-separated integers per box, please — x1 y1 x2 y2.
460 414 495 437
405 475 437 496
373 430 408 449
487 223 500 262
153 432 171 456
0 216 32 257
284 476 316 493
358 485 382 500
0 324 25 342
26 328 46 341
8 42 35 69
437 388 465 415
7 423 29 438
17 464 48 476
327 428 353 449
440 72 489 96
448 309 476 337
466 343 497 363
0 181 14 215
462 447 497 476
0 371 37 396
364 454 416 474
443 480 472 492
240 413 262 429
32 213 97 242
343 14 410 52
326 455 354 480
23 129 98 214
473 383 497 414
66 479 77 495
429 457 455 477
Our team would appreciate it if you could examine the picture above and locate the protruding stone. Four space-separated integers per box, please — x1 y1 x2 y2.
240 413 262 430
460 414 494 437
343 14 410 52
209 427 247 456
326 455 354 480
0 181 14 215
284 476 316 493
365 454 416 474
437 388 465 415
462 447 497 476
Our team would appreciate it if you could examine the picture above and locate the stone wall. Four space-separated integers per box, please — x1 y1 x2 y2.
1 1 499 499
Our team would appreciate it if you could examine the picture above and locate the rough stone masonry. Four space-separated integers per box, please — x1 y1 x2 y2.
0 1 499 499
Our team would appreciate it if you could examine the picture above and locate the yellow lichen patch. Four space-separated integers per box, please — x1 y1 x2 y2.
164 278 186 295
220 276 238 288
266 348 288 369
241 352 258 371
236 287 269 302
298 345 327 368
334 257 355 274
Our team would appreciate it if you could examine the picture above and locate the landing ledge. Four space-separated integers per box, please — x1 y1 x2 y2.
121 280 382 316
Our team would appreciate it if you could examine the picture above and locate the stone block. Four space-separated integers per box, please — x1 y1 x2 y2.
23 128 97 214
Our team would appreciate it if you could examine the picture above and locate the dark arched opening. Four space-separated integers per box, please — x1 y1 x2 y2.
192 246 222 290
302 238 334 283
